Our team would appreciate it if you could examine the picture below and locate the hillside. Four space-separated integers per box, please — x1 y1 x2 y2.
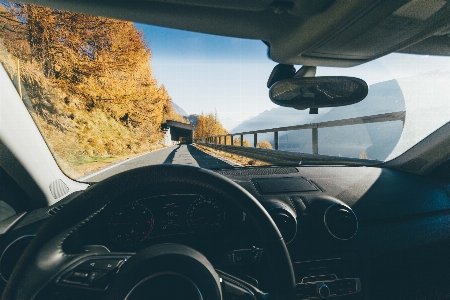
172 102 188 116
0 4 184 177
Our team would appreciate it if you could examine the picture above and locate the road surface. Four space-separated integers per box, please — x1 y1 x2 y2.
80 144 235 182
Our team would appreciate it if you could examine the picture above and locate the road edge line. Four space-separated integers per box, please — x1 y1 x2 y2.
77 146 174 181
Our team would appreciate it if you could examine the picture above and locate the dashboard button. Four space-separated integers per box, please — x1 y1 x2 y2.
61 269 91 285
80 259 123 270
96 259 123 270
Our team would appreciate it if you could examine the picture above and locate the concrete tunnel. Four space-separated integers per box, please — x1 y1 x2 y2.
161 120 195 145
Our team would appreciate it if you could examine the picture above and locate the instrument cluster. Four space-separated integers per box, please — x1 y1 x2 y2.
108 194 228 246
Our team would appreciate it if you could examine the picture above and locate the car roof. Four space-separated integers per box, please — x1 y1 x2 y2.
25 0 450 67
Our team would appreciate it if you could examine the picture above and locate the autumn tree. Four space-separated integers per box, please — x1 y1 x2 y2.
233 137 250 147
256 140 273 149
359 151 369 159
0 4 29 60
194 112 228 139
0 3 186 175
1 4 186 130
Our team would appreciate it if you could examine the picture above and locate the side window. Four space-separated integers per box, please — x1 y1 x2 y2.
0 167 31 221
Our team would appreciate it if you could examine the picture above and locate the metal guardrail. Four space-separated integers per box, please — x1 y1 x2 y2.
195 143 381 166
196 111 405 153
194 111 405 164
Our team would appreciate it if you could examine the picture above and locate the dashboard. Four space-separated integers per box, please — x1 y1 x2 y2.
77 194 246 254
2 166 450 300
106 195 229 246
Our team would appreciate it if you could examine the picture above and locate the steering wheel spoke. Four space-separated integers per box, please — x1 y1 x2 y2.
56 253 132 291
218 270 271 300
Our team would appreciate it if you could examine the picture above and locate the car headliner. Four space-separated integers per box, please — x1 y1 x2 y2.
22 0 450 67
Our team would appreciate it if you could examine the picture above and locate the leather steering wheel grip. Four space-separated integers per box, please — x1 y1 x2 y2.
2 165 296 300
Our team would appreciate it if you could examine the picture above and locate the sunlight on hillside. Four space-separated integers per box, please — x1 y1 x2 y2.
0 3 187 178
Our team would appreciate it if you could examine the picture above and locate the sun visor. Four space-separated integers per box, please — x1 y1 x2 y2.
307 1 447 58
269 0 450 66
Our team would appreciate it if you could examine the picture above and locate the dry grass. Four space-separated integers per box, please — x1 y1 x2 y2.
0 48 164 179
70 150 163 178
0 22 174 180
27 89 166 178
194 144 269 167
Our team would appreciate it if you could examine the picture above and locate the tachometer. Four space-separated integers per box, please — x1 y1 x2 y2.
187 197 225 235
109 202 154 246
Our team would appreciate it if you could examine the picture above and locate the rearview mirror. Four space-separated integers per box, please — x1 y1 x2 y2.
269 77 368 110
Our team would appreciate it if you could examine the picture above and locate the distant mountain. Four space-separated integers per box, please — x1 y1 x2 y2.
230 79 406 161
186 114 199 128
231 107 329 133
172 102 188 116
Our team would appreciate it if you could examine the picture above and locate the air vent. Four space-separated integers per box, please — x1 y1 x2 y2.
269 207 297 244
324 204 358 240
48 205 65 216
49 179 69 199
0 235 34 282
215 167 298 176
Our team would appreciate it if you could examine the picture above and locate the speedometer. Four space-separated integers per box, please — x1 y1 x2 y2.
187 197 225 235
109 202 154 246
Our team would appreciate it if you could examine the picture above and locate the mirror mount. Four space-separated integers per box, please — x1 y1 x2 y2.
294 66 316 78
267 64 296 88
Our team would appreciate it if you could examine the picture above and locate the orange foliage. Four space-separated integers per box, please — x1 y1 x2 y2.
257 140 273 149
194 112 228 139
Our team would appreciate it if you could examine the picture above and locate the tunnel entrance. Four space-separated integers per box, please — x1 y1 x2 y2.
161 120 194 145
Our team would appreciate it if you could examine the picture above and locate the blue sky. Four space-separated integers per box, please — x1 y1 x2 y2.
135 23 450 131
135 23 277 130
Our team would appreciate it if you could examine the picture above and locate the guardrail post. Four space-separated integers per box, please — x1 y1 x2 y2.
312 127 318 154
224 135 227 145
254 133 257 148
240 135 243 146
231 135 234 145
274 131 279 150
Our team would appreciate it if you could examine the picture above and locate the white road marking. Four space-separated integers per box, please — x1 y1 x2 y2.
77 146 173 181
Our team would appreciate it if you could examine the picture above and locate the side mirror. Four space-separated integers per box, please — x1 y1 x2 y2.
269 77 368 110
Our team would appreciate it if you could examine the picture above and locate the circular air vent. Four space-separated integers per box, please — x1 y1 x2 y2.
0 235 34 282
324 204 358 240
269 207 297 244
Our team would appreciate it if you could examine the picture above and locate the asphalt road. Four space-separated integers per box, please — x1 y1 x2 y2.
80 144 234 182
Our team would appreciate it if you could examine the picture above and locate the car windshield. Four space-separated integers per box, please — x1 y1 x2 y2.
1 3 450 182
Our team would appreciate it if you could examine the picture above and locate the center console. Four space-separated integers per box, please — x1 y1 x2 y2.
293 257 362 299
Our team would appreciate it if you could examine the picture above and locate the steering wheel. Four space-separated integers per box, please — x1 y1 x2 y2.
2 165 296 300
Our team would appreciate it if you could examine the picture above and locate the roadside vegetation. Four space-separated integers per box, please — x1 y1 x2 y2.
194 144 269 167
193 112 228 140
0 3 185 177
